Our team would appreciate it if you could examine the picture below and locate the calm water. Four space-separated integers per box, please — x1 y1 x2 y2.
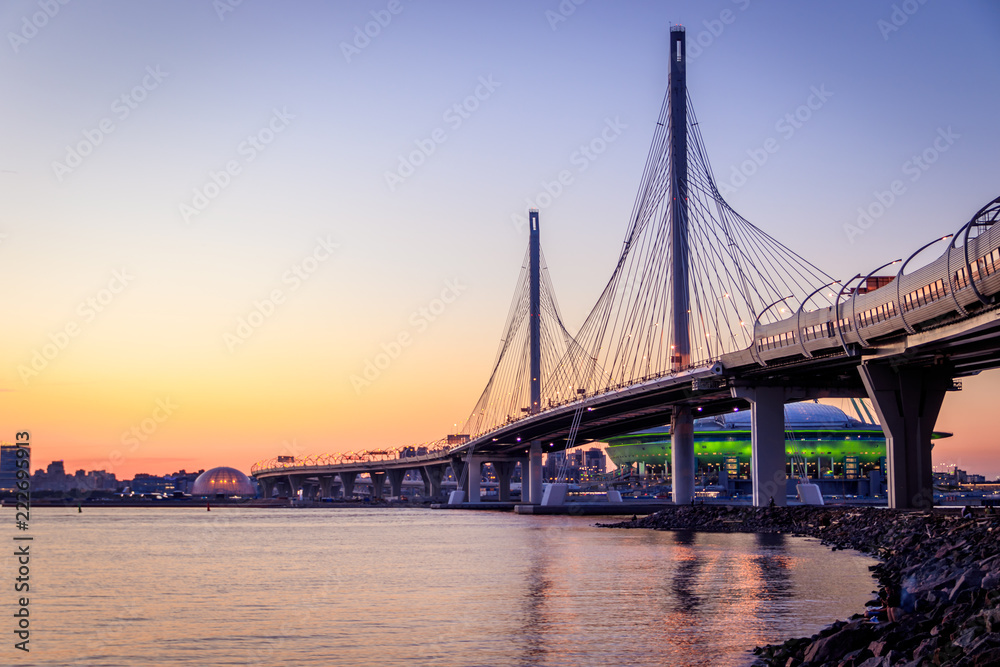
5 507 878 666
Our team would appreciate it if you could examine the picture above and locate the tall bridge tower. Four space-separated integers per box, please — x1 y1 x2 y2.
669 26 695 505
528 209 543 503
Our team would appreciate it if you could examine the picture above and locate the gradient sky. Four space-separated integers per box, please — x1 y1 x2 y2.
1 0 998 479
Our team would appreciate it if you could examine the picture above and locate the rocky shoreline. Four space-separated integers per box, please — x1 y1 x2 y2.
601 505 1000 666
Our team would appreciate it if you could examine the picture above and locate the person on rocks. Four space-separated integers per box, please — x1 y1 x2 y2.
882 584 903 622
866 585 903 623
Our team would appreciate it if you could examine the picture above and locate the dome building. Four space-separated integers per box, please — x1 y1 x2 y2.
191 467 256 497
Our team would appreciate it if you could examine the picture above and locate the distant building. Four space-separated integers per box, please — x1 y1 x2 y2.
543 447 607 483
191 467 255 497
934 467 987 486
130 473 175 495
32 461 70 492
0 442 24 492
166 470 204 494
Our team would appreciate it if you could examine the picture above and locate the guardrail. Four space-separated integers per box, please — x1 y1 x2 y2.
250 445 451 476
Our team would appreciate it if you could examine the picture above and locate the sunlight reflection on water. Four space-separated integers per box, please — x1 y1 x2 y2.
15 507 878 667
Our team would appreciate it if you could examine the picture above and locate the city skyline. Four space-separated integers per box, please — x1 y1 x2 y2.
2 1 999 478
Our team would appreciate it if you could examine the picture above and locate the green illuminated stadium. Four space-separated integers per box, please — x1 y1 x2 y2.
605 402 950 480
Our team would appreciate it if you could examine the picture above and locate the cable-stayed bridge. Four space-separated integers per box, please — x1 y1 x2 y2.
254 27 1000 510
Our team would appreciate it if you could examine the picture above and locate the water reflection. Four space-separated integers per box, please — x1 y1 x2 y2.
519 531 553 667
23 509 877 667
668 530 704 616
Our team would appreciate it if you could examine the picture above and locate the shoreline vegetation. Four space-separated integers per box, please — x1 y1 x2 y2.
601 505 1000 667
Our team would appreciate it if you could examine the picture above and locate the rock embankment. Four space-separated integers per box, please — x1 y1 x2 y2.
601 505 1000 666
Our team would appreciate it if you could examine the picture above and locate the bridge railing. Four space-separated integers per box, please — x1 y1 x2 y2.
250 445 451 476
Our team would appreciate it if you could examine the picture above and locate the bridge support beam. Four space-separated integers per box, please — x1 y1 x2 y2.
368 472 386 499
670 405 695 505
319 476 334 499
859 363 951 510
287 475 303 499
466 455 482 503
450 458 467 497
493 461 516 502
528 441 543 504
731 386 787 507
421 464 446 499
387 469 407 498
338 472 357 499
257 478 274 499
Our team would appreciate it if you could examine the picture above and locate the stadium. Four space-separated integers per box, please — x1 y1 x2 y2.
604 401 951 495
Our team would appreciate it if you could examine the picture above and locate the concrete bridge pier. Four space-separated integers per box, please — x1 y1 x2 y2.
859 363 951 510
287 474 303 499
387 469 407 498
466 455 482 503
450 458 467 499
731 386 788 507
338 472 357 499
493 461 516 501
258 477 275 498
527 440 543 504
368 471 386 499
319 476 335 499
670 405 695 505
421 464 446 499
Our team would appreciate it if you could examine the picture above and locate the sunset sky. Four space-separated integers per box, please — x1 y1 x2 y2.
1 1 998 479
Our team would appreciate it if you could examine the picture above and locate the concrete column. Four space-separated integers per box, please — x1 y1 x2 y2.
421 464 446 499
387 469 407 498
493 461 515 502
859 363 950 510
670 405 695 505
731 386 787 507
287 475 303 498
258 478 274 498
319 476 334 499
368 471 386 499
450 459 467 498
338 472 357 499
528 441 543 504
467 455 482 504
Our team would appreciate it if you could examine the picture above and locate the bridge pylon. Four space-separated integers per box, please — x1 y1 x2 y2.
668 26 695 506
860 363 952 510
